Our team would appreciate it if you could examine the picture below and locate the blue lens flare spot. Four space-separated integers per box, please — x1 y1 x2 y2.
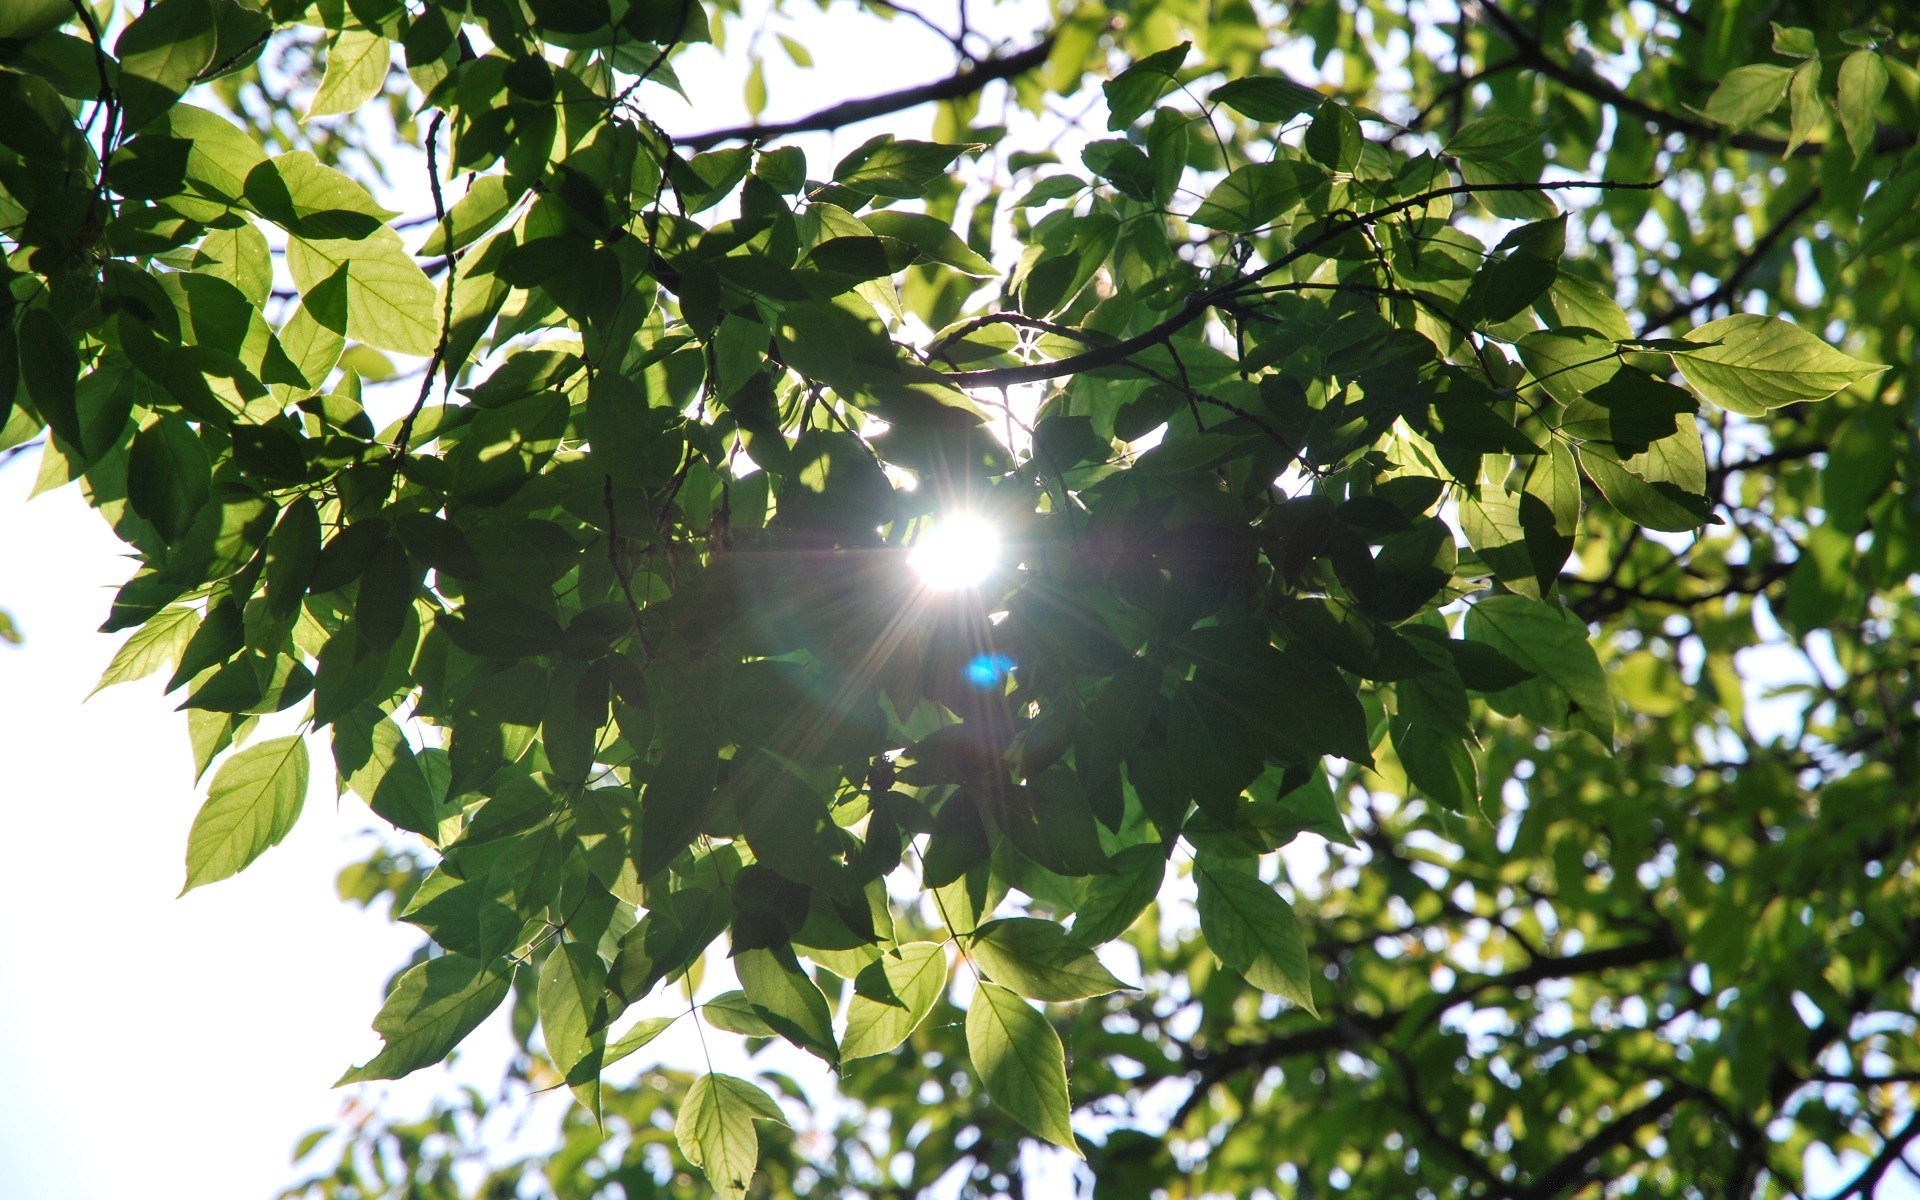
963 653 1016 689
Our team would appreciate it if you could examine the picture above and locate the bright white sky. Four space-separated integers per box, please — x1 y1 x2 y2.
0 2 1893 1196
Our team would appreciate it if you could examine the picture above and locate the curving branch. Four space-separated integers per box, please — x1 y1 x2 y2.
1469 0 1912 159
676 38 1055 151
1174 934 1681 1129
1639 189 1821 335
1514 1086 1695 1199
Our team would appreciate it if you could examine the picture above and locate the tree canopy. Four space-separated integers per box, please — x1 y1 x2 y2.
4 0 1920 1196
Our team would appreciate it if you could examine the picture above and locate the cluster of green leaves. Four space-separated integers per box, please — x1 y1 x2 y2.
7 0 1919 1196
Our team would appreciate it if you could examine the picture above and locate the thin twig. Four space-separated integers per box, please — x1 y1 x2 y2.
948 179 1660 389
676 38 1054 151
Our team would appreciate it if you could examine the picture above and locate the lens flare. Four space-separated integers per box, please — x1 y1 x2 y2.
907 514 1000 591
964 652 1016 689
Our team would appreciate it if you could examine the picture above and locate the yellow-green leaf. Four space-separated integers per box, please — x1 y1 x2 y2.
1702 64 1792 130
181 735 309 893
1672 314 1884 416
842 942 948 1060
307 29 391 121
288 228 440 357
674 1073 787 1200
1194 860 1317 1013
965 981 1081 1154
970 917 1132 1002
336 953 511 1083
1839 51 1889 164
92 606 200 696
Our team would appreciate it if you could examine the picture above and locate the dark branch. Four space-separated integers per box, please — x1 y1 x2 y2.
1825 1110 1920 1200
1176 935 1680 1126
1639 189 1822 335
1470 0 1912 160
676 38 1054 151
1515 1086 1693 1199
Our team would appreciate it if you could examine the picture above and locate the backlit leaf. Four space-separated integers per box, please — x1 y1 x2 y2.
841 942 948 1060
336 953 511 1083
1194 858 1316 1012
182 735 309 893
965 982 1080 1154
1672 314 1883 415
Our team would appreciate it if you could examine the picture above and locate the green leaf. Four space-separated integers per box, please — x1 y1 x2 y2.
1838 51 1889 165
735 946 838 1065
19 308 78 449
306 29 391 120
0 70 88 167
417 175 520 257
1821 404 1900 533
280 264 349 390
744 56 767 119
841 942 948 1060
156 104 268 203
1068 845 1167 946
674 1073 787 1200
538 939 608 1115
1516 327 1619 405
1464 594 1612 742
832 136 974 198
288 228 440 357
1189 160 1323 232
1392 720 1479 813
114 0 218 131
127 414 213 543
1443 115 1545 163
1785 60 1823 158
1081 139 1157 203
1194 858 1316 1012
334 710 441 838
1457 156 1557 220
1544 273 1633 342
971 917 1132 1001
1305 100 1363 172
1702 64 1792 130
1671 314 1883 415
965 981 1080 1154
1477 216 1564 323
602 1015 675 1068
336 953 511 1083
181 735 309 893
92 606 199 695
1209 75 1323 123
1103 42 1189 130
1771 24 1818 58
702 990 778 1036
1014 175 1089 207
254 150 397 239
860 209 997 276
1577 417 1712 532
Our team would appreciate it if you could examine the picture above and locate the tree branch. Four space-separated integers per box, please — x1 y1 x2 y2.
1826 1110 1920 1200
1175 935 1680 1127
1469 0 1912 159
1639 189 1822 335
1515 1086 1693 1199
676 38 1054 151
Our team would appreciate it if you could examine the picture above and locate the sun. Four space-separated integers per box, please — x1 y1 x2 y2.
907 514 1001 591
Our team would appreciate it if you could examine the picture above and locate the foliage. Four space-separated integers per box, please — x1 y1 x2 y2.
6 0 1920 1196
